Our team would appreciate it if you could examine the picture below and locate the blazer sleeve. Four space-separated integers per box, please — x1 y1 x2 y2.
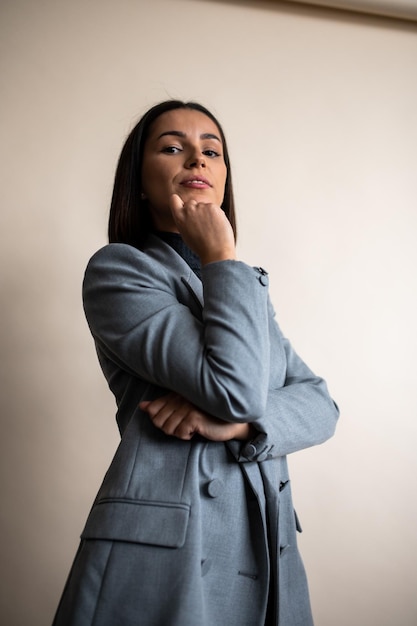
82 243 271 422
232 304 339 462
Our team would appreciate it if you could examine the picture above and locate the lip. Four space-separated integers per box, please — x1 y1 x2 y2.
180 175 212 188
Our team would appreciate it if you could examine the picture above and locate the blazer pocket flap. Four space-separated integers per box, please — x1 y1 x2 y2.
81 499 190 548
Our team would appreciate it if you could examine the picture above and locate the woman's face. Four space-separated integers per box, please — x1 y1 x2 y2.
141 108 228 232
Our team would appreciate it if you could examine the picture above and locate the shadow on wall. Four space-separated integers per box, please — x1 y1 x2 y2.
202 0 417 27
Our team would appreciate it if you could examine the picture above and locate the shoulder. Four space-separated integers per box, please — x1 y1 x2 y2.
82 240 193 300
84 241 176 281
86 243 150 270
83 244 161 304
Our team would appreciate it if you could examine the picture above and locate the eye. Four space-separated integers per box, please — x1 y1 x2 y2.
161 146 182 154
203 149 221 158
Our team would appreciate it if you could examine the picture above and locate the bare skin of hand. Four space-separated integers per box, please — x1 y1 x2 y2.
169 194 236 266
139 393 255 442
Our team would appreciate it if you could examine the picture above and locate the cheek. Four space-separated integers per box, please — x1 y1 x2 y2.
142 161 168 196
217 167 228 201
142 164 176 212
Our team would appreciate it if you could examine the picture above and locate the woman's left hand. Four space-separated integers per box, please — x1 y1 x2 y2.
139 393 254 442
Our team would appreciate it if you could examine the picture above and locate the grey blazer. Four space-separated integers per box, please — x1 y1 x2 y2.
53 235 339 626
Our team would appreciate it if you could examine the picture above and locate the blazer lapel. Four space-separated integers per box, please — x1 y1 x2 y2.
181 273 203 314
143 234 204 318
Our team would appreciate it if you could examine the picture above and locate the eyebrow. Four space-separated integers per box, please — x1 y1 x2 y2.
157 130 222 143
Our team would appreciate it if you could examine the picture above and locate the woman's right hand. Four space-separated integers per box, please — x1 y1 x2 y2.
169 194 236 265
139 392 254 442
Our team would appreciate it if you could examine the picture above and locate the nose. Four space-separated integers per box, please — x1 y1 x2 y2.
185 152 206 169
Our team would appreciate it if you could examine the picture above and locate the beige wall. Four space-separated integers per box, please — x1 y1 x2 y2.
1 1 416 624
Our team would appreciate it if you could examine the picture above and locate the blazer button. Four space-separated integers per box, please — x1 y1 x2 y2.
255 266 269 286
206 479 223 498
242 443 257 459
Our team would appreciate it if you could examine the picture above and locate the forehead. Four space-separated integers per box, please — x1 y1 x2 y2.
148 108 222 141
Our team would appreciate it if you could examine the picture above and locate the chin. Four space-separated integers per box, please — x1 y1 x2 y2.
180 189 216 202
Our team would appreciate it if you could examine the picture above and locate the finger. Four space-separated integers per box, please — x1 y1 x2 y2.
169 193 184 213
139 393 177 414
173 412 197 440
150 404 176 430
154 407 193 437
148 395 184 429
162 410 192 437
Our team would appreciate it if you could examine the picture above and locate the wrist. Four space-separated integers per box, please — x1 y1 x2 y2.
233 423 256 441
200 249 237 266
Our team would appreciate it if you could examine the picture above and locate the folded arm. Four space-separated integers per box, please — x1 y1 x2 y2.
230 320 339 462
140 393 255 441
83 243 271 423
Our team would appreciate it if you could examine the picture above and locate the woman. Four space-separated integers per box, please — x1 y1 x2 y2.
53 100 339 626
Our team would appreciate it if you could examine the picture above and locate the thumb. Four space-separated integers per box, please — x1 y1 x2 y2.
170 193 184 213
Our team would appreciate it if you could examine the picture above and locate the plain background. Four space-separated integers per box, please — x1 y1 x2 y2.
1 0 416 624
